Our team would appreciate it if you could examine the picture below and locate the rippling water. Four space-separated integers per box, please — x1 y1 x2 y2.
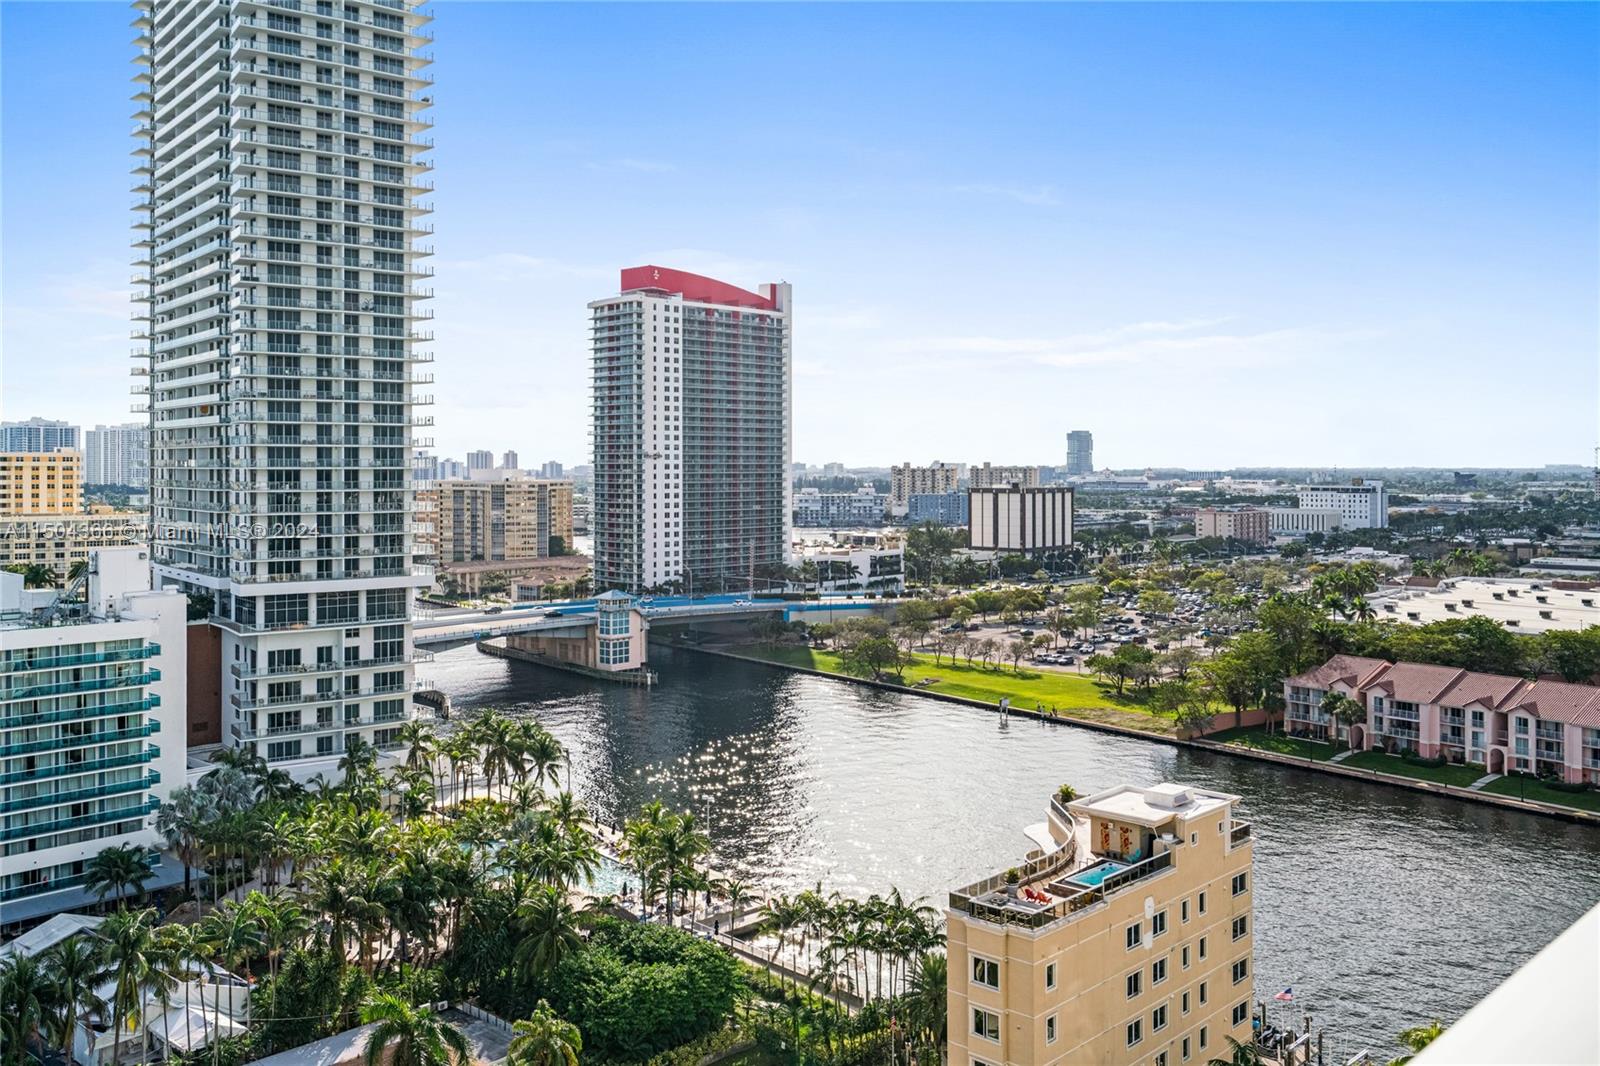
422 643 1600 1057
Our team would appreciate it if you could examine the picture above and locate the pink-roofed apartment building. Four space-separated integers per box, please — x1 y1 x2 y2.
1283 655 1600 784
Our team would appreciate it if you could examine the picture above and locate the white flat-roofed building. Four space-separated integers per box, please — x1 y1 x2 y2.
1369 576 1600 634
136 0 436 773
0 547 187 923
1295 479 1388 528
792 531 904 593
969 483 1073 556
1268 507 1343 536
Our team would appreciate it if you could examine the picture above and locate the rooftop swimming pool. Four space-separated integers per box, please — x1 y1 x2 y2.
1065 860 1127 889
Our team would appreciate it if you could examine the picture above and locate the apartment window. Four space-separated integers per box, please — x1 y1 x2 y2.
1200 1026 1209 1050
1233 1002 1249 1027
1231 872 1248 896
1126 921 1143 950
1152 1004 1168 1032
1182 1037 1191 1061
971 956 1000 989
1044 962 1056 990
1198 891 1207 915
1045 1016 1057 1044
1156 1053 1168 1066
1199 936 1208 961
1232 958 1248 985
1126 1019 1143 1048
1232 915 1248 941
972 1060 995 1066
1152 958 1167 985
1151 910 1168 937
1199 981 1208 1005
971 1008 999 1043
1127 971 1142 999
1181 899 1190 923
1181 991 1191 1015
1182 945 1191 969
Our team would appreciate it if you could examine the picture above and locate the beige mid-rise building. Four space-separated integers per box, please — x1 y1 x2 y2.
0 450 83 515
948 783 1255 1066
890 462 961 514
424 478 574 564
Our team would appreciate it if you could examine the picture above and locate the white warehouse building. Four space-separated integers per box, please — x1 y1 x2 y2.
1295 480 1388 529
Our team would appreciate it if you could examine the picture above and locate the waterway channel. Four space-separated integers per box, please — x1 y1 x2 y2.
421 642 1600 1058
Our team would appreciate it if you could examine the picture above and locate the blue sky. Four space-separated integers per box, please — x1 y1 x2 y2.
4 2 1596 469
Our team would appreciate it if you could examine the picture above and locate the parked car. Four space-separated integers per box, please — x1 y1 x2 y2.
485 606 504 614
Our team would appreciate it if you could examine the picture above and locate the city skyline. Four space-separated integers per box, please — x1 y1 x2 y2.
3 2 1597 469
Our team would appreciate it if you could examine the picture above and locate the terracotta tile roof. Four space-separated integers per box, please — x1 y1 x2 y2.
1364 662 1468 705
1505 681 1600 727
1434 672 1531 711
1286 655 1391 690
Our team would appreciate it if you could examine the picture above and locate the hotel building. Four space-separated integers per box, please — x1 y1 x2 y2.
134 0 435 771
1294 480 1388 529
1285 654 1600 784
591 266 792 594
948 783 1255 1066
0 420 81 455
0 548 187 923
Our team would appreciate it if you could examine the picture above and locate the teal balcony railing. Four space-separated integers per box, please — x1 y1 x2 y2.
0 746 159 787
0 772 161 814
1 669 162 703
0 644 160 675
0 797 160 842
0 722 160 758
0 696 160 731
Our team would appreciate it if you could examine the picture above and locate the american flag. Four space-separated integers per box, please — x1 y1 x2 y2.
1274 987 1294 1002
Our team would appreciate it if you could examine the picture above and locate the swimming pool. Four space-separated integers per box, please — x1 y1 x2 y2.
586 853 631 896
1066 860 1127 889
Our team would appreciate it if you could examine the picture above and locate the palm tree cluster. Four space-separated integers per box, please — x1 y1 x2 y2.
756 887 947 1064
618 801 712 923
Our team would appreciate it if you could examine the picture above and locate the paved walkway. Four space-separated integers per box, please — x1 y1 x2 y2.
1328 750 1356 763
1467 773 1503 791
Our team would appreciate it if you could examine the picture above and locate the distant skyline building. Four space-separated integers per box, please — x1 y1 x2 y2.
792 486 887 528
501 450 519 470
466 450 494 472
969 462 1041 489
1296 479 1389 529
1 418 80 454
1066 429 1094 475
84 423 149 488
136 0 435 773
591 266 792 593
907 491 969 526
889 461 960 515
537 460 564 479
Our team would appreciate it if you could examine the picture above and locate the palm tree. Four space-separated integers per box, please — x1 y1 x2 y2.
507 1001 582 1066
7 562 56 588
0 951 52 1066
360 992 471 1066
339 735 378 791
42 935 109 1066
245 891 309 1021
513 883 586 983
157 786 217 898
197 899 263 1056
85 844 155 909
906 951 948 1058
1389 1020 1446 1066
724 877 754 937
521 723 566 792
94 907 160 1066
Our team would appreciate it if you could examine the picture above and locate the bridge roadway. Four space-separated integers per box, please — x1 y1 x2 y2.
411 593 891 647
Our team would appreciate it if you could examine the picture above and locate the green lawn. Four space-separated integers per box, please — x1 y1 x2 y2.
739 645 1178 734
1338 750 1487 788
1480 775 1600 813
1207 725 1341 762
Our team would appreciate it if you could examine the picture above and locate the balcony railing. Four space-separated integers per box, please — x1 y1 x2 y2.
0 722 160 759
1 670 161 703
0 798 160 842
0 697 161 731
0 849 158 902
953 849 1173 931
0 772 161 815
0 644 160 674
1229 822 1253 850
0 746 160 787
